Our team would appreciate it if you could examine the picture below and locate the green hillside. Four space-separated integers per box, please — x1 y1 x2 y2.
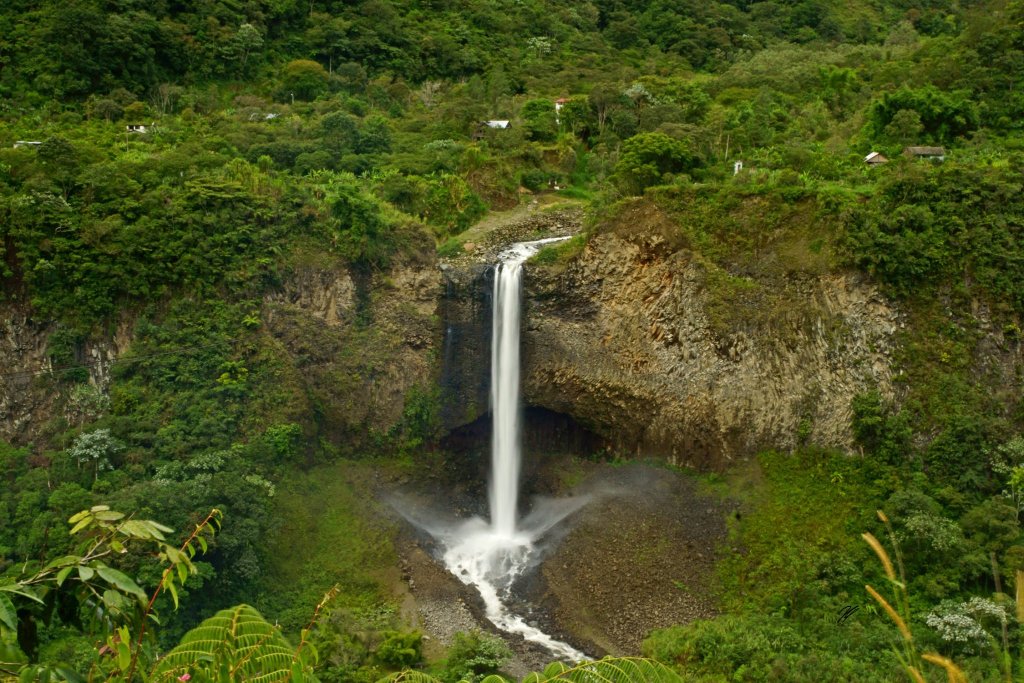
1 0 1024 680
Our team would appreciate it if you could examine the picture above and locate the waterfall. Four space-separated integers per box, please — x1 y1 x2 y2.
490 246 526 537
440 237 586 661
489 236 571 537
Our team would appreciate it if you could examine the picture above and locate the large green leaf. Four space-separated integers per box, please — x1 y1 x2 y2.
0 585 44 604
150 604 318 683
43 555 81 571
0 592 17 631
95 566 147 600
120 519 172 541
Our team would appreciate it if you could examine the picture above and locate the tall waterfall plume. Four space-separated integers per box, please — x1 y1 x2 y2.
439 237 586 661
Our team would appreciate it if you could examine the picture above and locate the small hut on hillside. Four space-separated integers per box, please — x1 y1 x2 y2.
903 146 945 161
473 120 511 139
864 151 889 165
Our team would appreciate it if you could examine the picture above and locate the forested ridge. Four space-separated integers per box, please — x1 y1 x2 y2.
2 0 1024 680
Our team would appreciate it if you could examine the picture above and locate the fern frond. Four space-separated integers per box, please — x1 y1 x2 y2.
377 670 445 683
150 604 318 682
528 657 682 683
377 657 677 683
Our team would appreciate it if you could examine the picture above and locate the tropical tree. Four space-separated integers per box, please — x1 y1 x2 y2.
0 506 220 681
614 132 699 194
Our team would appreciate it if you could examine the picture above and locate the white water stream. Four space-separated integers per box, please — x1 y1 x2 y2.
440 237 587 661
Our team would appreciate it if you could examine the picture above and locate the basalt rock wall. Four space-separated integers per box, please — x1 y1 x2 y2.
0 311 132 445
437 263 493 431
520 226 900 469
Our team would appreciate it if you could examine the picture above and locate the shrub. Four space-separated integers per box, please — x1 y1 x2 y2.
375 630 422 668
644 615 892 682
440 631 510 683
851 391 911 466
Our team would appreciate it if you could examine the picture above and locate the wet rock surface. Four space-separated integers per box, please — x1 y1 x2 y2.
530 463 729 655
437 206 584 433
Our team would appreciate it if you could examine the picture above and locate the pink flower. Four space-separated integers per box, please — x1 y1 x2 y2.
178 675 191 682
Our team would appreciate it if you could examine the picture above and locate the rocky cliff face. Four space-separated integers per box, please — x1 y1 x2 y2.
0 251 443 451
0 311 131 445
437 202 903 469
262 253 443 445
437 263 493 431
522 229 900 468
0 200 920 467
436 207 585 433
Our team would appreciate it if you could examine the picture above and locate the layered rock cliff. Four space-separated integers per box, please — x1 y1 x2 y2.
261 252 442 446
0 312 132 444
440 200 902 469
522 231 900 468
1 199 903 467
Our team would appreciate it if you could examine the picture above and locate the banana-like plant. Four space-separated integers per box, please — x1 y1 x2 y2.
379 656 683 683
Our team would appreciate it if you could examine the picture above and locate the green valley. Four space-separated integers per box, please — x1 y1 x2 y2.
1 0 1023 681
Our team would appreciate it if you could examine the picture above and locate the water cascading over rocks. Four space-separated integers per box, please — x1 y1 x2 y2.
440 238 586 660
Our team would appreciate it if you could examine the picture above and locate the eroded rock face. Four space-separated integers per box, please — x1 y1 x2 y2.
0 312 57 442
437 206 902 468
263 264 357 326
521 230 901 468
438 263 493 431
0 311 131 444
0 254 443 451
261 255 444 444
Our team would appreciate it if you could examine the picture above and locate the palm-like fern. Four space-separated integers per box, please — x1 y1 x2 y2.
149 604 319 683
384 671 450 683
379 657 682 683
521 658 682 683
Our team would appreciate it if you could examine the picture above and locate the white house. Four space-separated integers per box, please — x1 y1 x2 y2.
554 97 568 124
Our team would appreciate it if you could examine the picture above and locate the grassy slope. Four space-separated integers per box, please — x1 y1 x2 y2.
262 460 402 633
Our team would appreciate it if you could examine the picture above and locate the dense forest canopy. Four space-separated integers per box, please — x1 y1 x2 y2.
1 0 1024 680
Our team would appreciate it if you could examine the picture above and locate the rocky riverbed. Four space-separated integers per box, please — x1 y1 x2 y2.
389 458 732 673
